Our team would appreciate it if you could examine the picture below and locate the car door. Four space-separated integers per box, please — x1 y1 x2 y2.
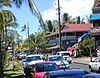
94 58 100 71
92 58 100 71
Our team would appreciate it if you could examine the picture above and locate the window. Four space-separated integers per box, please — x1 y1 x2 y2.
63 33 65 36
36 63 58 72
66 32 75 36
49 56 63 61
26 56 41 62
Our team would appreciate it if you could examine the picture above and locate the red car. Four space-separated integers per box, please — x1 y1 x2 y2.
31 61 59 78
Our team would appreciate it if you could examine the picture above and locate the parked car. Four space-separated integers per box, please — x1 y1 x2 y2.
89 57 100 72
31 61 59 78
84 73 100 78
23 54 44 75
17 53 26 60
56 51 72 63
47 55 69 69
45 69 89 78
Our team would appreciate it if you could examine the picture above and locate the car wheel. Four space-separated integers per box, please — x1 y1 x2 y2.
98 67 100 73
89 65 93 72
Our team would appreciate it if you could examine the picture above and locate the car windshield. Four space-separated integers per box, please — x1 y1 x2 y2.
26 56 41 62
61 53 70 56
49 56 63 61
36 63 58 72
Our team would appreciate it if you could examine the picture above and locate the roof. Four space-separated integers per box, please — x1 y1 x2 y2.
61 24 92 33
36 61 56 64
46 24 92 37
49 69 89 76
90 14 100 21
27 54 43 57
92 0 100 9
48 55 62 57
84 73 100 78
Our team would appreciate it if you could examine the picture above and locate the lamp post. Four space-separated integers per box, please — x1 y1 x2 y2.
58 0 61 51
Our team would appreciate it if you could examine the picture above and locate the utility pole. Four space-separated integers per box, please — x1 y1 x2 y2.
27 22 30 51
58 0 61 51
89 35 92 62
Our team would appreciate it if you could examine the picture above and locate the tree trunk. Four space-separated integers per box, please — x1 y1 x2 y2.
0 34 4 78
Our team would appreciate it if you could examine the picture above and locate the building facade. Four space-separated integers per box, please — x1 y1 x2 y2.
47 24 92 51
90 0 100 50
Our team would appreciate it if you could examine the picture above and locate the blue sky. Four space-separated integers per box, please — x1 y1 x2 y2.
6 0 94 39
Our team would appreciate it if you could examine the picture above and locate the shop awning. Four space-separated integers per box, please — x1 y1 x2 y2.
47 45 59 50
90 14 100 21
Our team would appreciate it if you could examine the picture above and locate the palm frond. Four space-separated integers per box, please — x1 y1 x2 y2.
0 0 11 8
12 0 24 8
28 0 46 31
21 24 26 32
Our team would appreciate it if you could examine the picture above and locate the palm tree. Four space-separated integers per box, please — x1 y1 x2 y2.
45 20 54 33
0 1 18 77
62 13 72 24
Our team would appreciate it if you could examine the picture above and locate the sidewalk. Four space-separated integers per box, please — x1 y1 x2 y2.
72 57 96 65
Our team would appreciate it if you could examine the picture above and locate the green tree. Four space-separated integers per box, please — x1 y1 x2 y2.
62 13 72 24
79 37 94 56
22 32 49 53
45 20 57 33
0 1 19 77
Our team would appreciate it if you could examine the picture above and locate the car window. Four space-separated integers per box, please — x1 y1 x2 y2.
61 53 70 56
94 58 100 62
26 56 41 62
49 56 63 61
44 63 58 71
36 63 58 72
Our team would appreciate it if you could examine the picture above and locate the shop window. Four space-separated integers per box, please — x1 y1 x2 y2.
76 32 84 36
63 33 65 36
66 32 75 36
57 34 59 38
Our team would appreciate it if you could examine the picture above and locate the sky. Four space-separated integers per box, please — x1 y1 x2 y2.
7 0 94 39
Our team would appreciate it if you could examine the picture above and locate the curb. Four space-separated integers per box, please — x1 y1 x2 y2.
73 62 89 65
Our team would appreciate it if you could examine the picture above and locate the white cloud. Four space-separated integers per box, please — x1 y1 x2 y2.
42 0 94 21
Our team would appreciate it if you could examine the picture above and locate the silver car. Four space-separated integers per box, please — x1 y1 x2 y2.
47 55 69 69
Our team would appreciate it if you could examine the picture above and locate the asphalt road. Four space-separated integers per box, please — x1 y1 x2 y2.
70 63 90 72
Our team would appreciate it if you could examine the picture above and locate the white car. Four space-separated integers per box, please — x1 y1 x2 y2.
23 54 44 75
89 57 100 72
47 55 69 69
56 51 72 63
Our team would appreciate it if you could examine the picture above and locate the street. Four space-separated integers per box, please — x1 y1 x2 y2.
70 63 90 72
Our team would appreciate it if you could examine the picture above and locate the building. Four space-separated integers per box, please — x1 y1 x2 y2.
46 24 92 51
90 0 100 50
